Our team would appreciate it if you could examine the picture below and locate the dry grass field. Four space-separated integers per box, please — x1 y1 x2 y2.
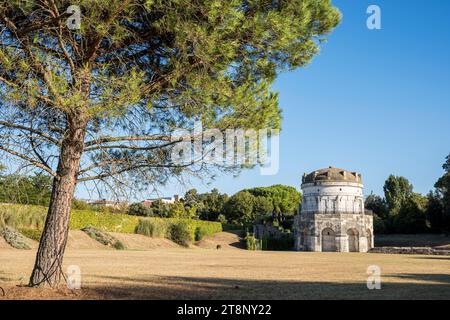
1 239 449 300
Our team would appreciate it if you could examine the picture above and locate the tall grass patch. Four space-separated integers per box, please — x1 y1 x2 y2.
135 219 167 237
135 217 222 245
0 204 46 230
168 221 191 247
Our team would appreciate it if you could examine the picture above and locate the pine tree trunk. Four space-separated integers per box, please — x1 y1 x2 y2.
29 118 86 288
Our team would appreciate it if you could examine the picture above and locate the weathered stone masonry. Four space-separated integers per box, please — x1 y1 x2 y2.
294 167 374 252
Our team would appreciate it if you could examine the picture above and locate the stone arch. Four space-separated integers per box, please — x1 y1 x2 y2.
366 229 373 249
347 228 359 252
321 228 336 252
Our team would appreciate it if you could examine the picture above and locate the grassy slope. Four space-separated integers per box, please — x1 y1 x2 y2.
0 204 222 242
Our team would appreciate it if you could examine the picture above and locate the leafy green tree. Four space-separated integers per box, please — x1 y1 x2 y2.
170 201 189 218
198 188 229 221
224 191 255 224
433 155 450 233
426 191 444 233
253 196 274 217
373 214 387 234
217 214 227 224
365 194 389 220
394 193 428 234
150 200 188 218
246 185 301 216
443 153 450 172
128 202 154 217
383 175 414 215
0 173 52 206
0 0 340 287
183 189 202 212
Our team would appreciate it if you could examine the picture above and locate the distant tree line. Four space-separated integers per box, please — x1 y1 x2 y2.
128 185 301 226
4 153 450 235
367 153 450 234
0 167 52 206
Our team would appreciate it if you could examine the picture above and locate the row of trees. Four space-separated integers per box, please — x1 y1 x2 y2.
128 185 301 225
0 168 52 206
367 154 450 234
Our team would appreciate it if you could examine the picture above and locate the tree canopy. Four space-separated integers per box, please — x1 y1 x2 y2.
383 175 414 214
0 0 341 287
0 172 52 206
245 184 301 216
0 0 341 189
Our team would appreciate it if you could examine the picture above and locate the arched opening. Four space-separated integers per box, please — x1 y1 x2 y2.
321 228 336 252
347 229 359 252
366 229 372 249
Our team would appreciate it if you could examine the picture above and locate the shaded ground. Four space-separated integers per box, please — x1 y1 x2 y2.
1 248 449 300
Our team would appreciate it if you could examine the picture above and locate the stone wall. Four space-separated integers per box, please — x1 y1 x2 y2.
295 212 373 252
369 247 450 256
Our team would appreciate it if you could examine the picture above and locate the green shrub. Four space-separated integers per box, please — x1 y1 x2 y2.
81 226 125 250
245 233 260 250
128 203 154 217
168 221 191 247
135 219 167 237
19 227 42 241
113 240 125 250
194 226 206 242
217 214 227 224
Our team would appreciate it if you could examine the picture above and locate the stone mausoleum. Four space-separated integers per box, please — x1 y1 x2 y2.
294 167 374 252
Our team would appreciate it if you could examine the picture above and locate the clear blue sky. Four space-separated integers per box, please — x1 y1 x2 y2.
79 0 450 200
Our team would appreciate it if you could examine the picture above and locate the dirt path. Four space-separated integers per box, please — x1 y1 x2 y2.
195 231 244 250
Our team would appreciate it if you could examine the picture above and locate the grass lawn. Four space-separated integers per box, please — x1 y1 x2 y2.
1 247 449 300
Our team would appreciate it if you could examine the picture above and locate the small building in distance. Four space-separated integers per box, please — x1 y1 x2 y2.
294 167 374 252
86 199 128 209
142 195 179 207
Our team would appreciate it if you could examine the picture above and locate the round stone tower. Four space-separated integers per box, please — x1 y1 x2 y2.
294 167 374 252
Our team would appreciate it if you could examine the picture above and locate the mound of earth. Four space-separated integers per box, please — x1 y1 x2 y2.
66 230 110 250
195 231 244 250
107 232 180 250
0 228 38 250
0 236 13 249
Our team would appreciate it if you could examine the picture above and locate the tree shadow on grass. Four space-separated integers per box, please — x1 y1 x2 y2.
87 273 450 300
413 256 450 261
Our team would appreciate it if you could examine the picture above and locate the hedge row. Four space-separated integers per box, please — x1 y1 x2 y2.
70 210 139 233
135 217 222 241
1 204 222 241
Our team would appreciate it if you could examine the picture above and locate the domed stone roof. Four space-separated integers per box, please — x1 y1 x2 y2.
302 167 362 184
